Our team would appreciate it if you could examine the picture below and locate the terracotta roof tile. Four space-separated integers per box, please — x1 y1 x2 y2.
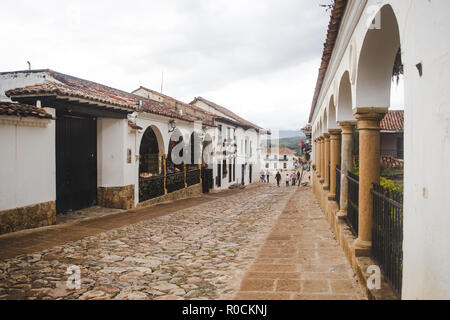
191 97 266 132
0 102 54 119
381 110 404 131
381 155 404 169
132 86 216 126
6 81 132 109
5 70 197 122
309 0 348 123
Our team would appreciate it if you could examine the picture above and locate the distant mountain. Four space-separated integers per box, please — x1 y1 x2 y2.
276 130 305 139
261 134 306 155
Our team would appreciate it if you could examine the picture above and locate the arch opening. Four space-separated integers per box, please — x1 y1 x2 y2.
328 95 339 130
167 128 185 174
202 133 213 168
353 4 405 298
188 131 203 170
139 126 163 178
356 4 401 108
337 71 355 122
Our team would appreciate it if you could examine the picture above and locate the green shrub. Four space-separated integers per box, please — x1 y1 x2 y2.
352 163 403 194
380 177 404 194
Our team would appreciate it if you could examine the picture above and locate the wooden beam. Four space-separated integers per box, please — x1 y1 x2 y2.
12 96 130 119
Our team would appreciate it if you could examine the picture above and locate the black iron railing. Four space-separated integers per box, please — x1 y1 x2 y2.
166 171 186 193
371 183 403 298
347 171 359 236
186 169 201 187
335 165 341 208
139 176 165 202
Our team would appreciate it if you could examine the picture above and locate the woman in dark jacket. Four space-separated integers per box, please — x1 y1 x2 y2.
275 171 282 187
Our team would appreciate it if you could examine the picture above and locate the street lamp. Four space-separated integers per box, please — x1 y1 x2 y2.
168 119 177 133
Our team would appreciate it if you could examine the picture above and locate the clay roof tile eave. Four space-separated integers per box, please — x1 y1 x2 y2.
309 0 349 124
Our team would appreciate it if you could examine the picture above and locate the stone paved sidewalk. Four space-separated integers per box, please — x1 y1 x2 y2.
0 184 295 300
235 187 367 300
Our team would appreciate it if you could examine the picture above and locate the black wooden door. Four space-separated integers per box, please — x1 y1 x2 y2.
202 169 213 193
217 163 222 187
233 159 236 182
56 112 97 213
249 164 252 183
241 165 245 185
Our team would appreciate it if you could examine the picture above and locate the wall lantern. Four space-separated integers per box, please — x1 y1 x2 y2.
168 119 177 133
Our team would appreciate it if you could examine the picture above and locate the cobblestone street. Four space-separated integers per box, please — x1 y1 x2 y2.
0 183 366 300
0 184 296 300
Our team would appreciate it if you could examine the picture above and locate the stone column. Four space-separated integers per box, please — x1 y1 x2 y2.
158 151 163 175
183 163 188 188
353 108 388 255
314 139 318 172
316 138 321 178
323 134 331 190
163 154 168 195
198 158 203 183
319 137 325 183
337 122 356 217
328 129 342 200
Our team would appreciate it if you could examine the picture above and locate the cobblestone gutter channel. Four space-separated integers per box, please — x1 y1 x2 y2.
0 184 296 300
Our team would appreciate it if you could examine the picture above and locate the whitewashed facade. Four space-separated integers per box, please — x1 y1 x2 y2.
309 0 450 299
0 70 266 234
261 148 297 173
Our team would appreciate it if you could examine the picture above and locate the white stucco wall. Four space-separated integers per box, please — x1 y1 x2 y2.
205 123 261 190
310 0 450 299
0 111 56 210
262 152 296 173
97 118 128 187
0 71 50 102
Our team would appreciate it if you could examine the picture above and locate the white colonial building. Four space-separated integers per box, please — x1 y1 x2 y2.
0 69 265 234
261 148 297 173
309 0 450 299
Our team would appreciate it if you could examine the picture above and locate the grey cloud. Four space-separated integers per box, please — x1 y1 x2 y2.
0 0 331 130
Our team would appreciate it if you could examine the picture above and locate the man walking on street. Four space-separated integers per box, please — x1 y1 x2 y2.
275 171 281 187
297 169 302 186
266 170 270 184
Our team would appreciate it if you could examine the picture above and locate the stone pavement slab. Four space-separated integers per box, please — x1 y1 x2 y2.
234 186 367 300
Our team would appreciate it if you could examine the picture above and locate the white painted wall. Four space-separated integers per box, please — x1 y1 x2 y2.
97 118 128 187
205 122 261 190
310 0 450 299
0 111 55 210
262 150 297 173
0 72 51 102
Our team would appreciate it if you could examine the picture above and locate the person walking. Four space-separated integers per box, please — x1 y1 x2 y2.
291 172 297 186
285 174 290 187
266 170 270 184
260 170 266 183
275 171 281 187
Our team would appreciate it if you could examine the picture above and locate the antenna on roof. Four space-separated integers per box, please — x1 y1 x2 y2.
27 61 31 70
160 71 164 94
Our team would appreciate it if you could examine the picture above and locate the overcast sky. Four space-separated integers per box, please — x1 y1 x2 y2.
1 0 403 132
